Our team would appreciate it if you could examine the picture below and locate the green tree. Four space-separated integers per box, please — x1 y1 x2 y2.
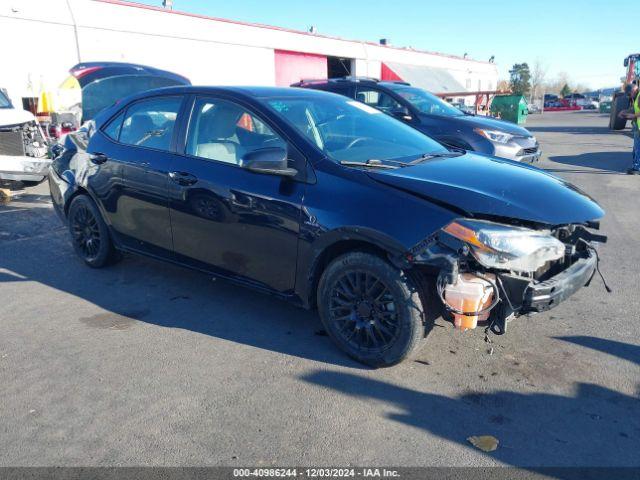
509 63 531 96
560 83 571 97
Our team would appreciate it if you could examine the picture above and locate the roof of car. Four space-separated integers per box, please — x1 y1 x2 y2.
127 85 337 98
293 78 412 89
92 85 341 128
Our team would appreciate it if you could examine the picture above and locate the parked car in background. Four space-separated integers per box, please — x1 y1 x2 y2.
562 93 596 108
0 87 50 187
50 86 606 367
582 100 599 110
44 62 191 143
527 103 542 114
294 78 541 162
564 93 586 101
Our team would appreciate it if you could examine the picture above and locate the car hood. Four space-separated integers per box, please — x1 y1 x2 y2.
367 153 604 225
427 113 532 137
0 108 35 127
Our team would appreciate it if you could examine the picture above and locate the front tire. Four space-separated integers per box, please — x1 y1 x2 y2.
317 252 427 367
67 195 117 268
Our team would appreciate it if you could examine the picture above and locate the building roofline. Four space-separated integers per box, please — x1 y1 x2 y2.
93 0 494 65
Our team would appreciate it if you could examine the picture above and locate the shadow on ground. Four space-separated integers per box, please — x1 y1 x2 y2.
0 221 367 368
2 195 640 473
554 336 640 366
302 335 640 475
545 151 631 174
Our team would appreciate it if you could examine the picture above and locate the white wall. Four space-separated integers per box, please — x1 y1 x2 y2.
0 1 78 104
76 28 276 86
0 0 498 105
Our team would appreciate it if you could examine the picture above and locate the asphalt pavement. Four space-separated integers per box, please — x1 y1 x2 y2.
0 111 638 469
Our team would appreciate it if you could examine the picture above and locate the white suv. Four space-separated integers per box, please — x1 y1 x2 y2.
0 89 50 186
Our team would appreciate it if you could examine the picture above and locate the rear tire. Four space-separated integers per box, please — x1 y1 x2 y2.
317 252 427 367
67 195 118 268
610 93 629 130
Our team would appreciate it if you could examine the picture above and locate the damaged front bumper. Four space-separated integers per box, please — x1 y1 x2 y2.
404 222 606 335
0 121 50 183
522 252 596 313
0 155 52 182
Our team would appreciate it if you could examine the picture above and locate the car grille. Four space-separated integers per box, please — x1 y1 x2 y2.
523 147 539 155
0 131 25 156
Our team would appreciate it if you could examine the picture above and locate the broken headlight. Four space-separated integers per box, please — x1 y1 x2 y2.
443 219 565 272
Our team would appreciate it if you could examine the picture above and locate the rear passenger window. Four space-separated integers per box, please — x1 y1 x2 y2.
103 111 125 141
186 98 286 165
119 96 182 151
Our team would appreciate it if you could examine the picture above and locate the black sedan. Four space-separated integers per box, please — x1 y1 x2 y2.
49 86 605 367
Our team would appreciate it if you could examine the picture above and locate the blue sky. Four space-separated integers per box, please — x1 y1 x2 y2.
133 0 636 89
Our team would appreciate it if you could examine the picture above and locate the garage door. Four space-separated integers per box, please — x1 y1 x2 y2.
274 50 327 87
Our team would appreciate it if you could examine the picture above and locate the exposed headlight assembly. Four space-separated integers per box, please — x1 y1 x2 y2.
474 128 514 144
443 219 565 272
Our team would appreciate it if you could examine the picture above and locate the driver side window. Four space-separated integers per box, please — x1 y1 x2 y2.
186 98 286 165
355 88 405 114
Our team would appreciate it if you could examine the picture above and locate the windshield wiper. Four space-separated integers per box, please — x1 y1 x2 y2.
339 159 398 169
410 151 465 164
340 151 464 169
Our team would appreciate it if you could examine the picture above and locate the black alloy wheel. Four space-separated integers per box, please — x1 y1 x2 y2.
67 195 118 268
328 270 400 352
318 252 427 367
71 203 101 261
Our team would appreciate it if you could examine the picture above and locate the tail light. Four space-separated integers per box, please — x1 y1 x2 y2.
47 122 75 140
71 66 102 79
47 124 62 139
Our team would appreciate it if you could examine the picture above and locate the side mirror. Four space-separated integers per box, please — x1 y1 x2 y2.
624 57 629 67
239 147 297 177
390 109 412 121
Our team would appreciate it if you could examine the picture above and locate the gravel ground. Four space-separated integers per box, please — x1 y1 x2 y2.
0 111 638 469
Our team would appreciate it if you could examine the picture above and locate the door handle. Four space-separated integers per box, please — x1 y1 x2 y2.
168 171 198 186
89 152 109 165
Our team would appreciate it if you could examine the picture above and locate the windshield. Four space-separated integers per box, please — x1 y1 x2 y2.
0 90 11 108
387 85 463 117
263 94 447 163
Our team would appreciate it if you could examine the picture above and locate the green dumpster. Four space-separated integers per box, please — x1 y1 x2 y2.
490 94 528 124
599 101 612 114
